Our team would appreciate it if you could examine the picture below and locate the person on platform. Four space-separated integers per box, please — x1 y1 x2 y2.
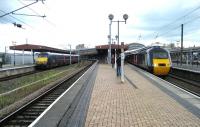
116 54 121 76
111 55 115 68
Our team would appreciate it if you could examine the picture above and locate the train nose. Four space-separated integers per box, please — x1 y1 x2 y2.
36 58 48 65
153 59 171 76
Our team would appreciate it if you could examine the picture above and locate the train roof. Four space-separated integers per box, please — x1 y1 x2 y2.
125 46 168 55
125 46 149 55
38 52 79 56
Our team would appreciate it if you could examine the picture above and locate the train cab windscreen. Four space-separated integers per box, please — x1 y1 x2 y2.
38 53 48 57
152 50 168 59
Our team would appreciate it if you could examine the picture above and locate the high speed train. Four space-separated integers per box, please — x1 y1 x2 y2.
35 52 79 69
125 46 171 76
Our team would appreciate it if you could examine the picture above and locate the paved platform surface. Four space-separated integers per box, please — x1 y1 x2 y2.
85 64 200 127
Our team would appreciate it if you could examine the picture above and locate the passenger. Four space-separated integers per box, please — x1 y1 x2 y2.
116 55 121 76
111 55 115 68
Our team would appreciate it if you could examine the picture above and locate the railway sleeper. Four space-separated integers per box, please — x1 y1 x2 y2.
22 112 41 116
7 119 32 125
43 96 59 99
15 115 37 120
33 103 51 107
30 106 48 109
50 93 62 95
51 90 65 94
47 95 60 97
40 98 56 101
26 109 45 112
41 97 57 100
37 100 53 103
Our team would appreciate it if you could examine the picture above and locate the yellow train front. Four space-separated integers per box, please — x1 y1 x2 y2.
35 52 49 68
147 47 171 76
126 46 171 76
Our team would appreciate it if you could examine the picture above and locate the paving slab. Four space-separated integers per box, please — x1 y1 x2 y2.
84 64 200 127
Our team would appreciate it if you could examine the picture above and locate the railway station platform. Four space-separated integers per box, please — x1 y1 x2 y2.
30 63 200 127
172 63 200 72
0 64 34 70
84 64 200 127
0 64 35 79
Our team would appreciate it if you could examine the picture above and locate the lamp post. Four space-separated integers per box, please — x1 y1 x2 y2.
108 14 114 64
108 14 128 83
108 14 128 54
112 35 118 69
107 35 111 64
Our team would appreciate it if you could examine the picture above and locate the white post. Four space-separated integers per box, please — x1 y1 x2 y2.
121 52 125 83
121 42 125 83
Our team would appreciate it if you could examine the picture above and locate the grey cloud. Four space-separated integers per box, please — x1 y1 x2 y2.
131 1 200 41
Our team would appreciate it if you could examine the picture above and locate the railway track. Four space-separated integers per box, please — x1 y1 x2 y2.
0 64 91 127
164 73 200 97
128 63 200 97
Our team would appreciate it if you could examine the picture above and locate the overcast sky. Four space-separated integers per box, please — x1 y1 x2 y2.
1 0 200 52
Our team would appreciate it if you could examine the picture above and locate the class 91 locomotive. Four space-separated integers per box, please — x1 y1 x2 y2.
35 52 79 69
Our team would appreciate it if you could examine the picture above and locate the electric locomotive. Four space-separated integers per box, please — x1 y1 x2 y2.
125 46 171 76
35 52 79 69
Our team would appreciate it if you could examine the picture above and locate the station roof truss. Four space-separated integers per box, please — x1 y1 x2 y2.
75 48 98 55
95 44 128 50
9 44 74 54
9 44 129 56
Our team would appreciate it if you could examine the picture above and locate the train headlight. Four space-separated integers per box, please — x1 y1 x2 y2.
154 64 157 67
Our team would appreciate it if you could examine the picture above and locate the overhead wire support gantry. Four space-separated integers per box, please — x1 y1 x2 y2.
17 0 56 27
0 0 45 18
11 12 46 18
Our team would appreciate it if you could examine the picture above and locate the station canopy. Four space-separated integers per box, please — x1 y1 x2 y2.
96 44 128 50
9 44 74 54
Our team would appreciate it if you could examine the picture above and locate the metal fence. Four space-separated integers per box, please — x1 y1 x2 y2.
0 52 37 66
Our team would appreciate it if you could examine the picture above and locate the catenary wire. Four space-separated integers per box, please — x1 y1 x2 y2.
17 0 56 27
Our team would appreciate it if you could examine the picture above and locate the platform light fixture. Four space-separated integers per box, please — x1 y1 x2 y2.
107 14 114 64
108 14 128 65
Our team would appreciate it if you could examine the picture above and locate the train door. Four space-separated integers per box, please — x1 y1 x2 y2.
146 52 151 66
144 53 147 66
64 55 66 64
135 55 137 64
